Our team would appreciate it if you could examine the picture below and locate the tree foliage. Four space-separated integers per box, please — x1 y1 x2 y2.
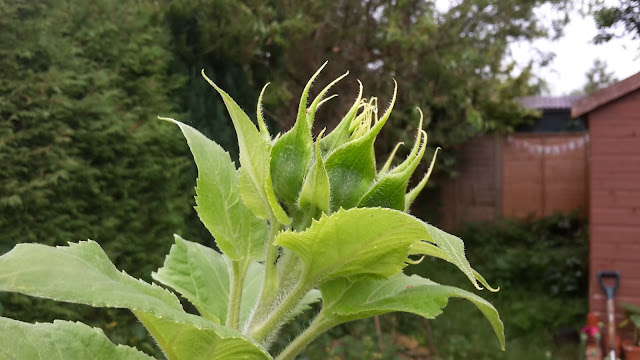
0 0 193 354
592 0 640 44
160 0 568 175
583 59 617 94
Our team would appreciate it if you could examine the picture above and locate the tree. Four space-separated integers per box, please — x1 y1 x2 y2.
583 59 618 94
592 0 640 43
0 0 194 355
245 0 569 170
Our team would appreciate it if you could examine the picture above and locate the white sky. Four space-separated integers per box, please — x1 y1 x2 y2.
435 0 639 95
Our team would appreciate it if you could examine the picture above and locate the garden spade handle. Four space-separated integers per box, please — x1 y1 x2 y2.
598 271 620 359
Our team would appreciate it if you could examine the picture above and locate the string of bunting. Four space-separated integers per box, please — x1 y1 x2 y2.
506 134 590 155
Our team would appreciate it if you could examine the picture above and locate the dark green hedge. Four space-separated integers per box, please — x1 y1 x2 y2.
0 0 198 355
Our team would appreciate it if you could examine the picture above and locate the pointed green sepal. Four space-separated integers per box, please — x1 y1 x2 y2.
269 64 328 208
324 82 397 210
306 71 349 126
298 129 331 216
257 83 272 142
405 147 440 211
358 127 427 210
379 141 404 174
319 80 363 157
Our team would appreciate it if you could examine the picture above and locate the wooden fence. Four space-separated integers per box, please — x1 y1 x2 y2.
440 133 589 230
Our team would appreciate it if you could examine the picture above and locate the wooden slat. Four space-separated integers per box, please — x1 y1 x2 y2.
592 207 640 226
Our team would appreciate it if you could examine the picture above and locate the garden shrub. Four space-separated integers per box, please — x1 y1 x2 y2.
458 210 588 298
0 0 193 354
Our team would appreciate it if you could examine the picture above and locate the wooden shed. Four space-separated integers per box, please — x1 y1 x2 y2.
440 96 589 229
572 71 640 324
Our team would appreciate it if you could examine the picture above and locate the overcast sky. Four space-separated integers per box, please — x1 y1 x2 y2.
436 0 639 95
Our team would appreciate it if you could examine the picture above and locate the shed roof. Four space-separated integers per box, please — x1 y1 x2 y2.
572 71 640 118
516 95 584 110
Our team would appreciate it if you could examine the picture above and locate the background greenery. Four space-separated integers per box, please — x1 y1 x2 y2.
289 211 588 360
0 0 616 358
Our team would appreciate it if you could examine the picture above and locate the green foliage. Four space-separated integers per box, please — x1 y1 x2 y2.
583 59 617 94
592 0 640 44
0 317 153 360
157 0 569 177
0 68 502 359
457 210 589 298
294 211 588 359
0 0 195 355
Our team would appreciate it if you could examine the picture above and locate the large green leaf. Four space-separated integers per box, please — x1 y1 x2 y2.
152 235 231 323
0 317 154 360
0 241 182 312
163 118 267 262
201 71 289 224
135 311 271 360
274 207 424 284
320 273 505 350
0 241 271 360
153 237 317 328
153 235 265 327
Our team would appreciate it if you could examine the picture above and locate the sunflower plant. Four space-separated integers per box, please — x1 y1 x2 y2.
0 63 503 359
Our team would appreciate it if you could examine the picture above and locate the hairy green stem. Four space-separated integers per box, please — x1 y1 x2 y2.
250 281 309 342
262 219 282 298
227 260 247 329
248 218 283 330
275 311 337 360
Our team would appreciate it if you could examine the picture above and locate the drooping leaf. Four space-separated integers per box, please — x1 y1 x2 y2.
161 118 268 262
320 273 505 350
0 241 271 359
0 317 154 360
409 241 498 292
298 130 331 216
274 207 425 284
201 70 289 224
269 64 326 207
324 83 397 211
409 228 485 291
